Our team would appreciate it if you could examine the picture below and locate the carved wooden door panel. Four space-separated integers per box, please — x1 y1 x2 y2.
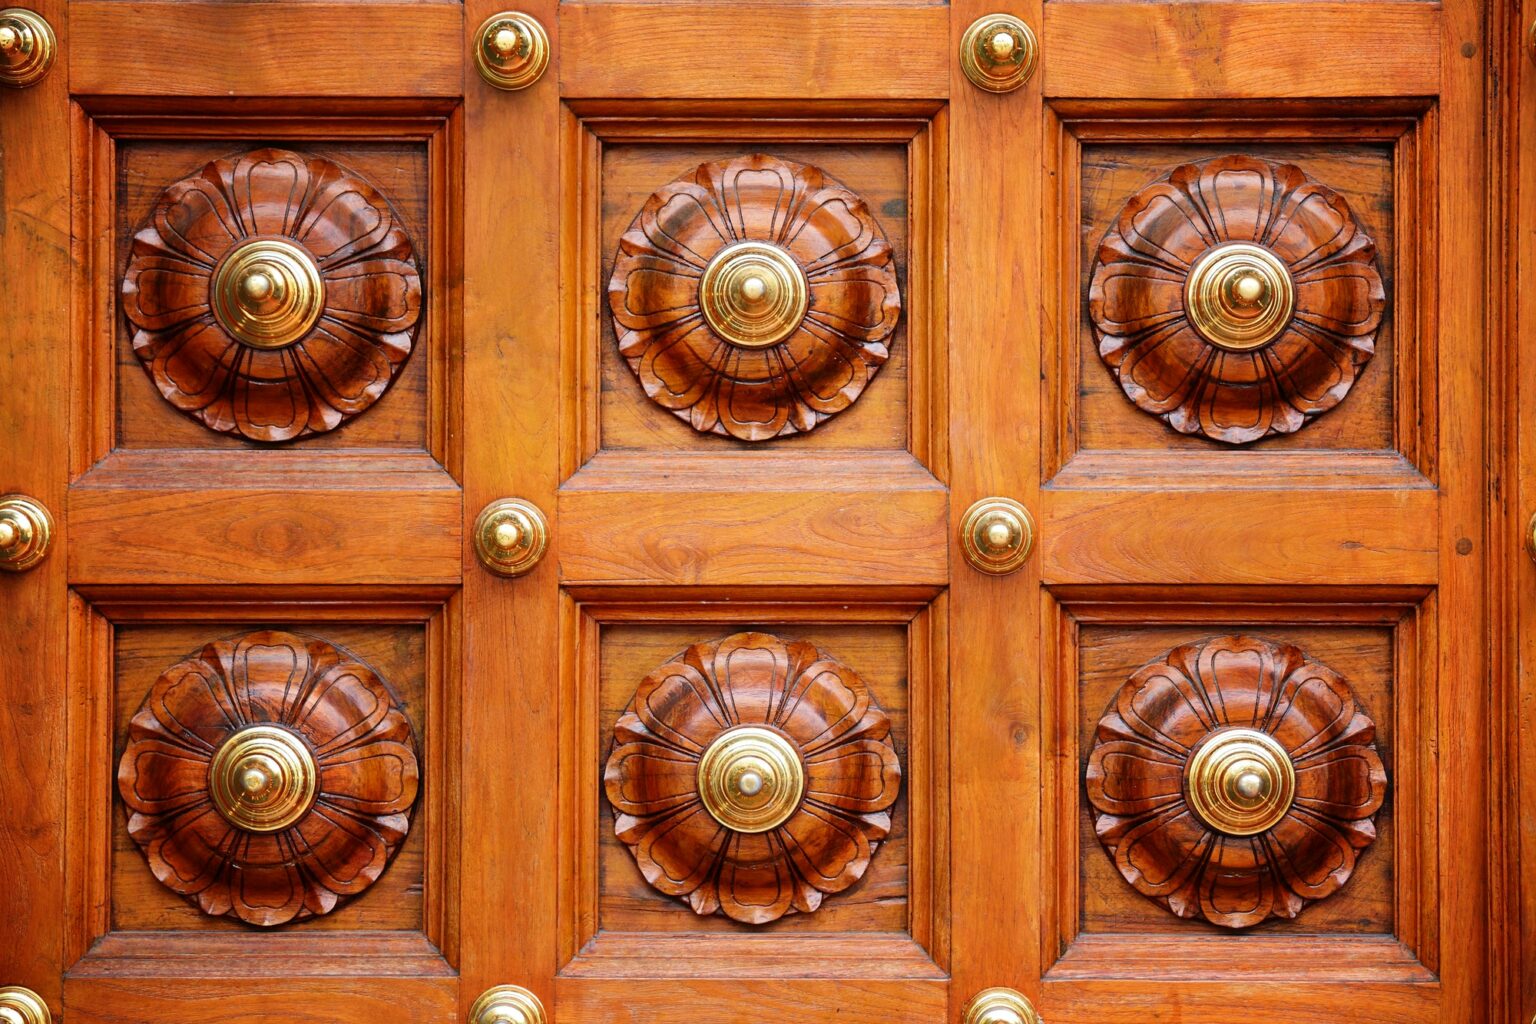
0 2 1501 1024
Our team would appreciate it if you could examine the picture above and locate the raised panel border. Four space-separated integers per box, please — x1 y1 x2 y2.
558 100 949 483
555 585 949 980
68 99 463 477
1042 98 1438 487
1039 584 1439 991
61 585 462 980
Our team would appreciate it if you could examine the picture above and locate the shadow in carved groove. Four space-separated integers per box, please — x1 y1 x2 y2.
608 154 901 441
117 630 420 927
121 148 422 442
1089 155 1385 444
1084 634 1388 929
604 631 902 924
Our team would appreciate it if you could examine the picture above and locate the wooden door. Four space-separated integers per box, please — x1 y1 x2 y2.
0 2 1499 1024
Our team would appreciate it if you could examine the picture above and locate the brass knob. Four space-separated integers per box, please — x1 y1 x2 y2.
696 725 806 833
474 11 549 90
211 239 325 349
699 241 810 349
1184 727 1296 836
960 14 1038 93
469 985 545 1024
0 494 52 572
1184 242 1296 352
473 498 550 577
1526 511 1536 562
0 987 50 1024
963 987 1040 1024
960 496 1034 575
208 725 319 833
0 8 54 89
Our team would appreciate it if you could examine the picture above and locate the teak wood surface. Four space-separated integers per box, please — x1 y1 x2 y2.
0 1 1518 1023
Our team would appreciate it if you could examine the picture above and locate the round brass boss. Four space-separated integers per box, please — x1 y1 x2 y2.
959 496 1035 575
473 498 551 577
959 14 1038 93
208 725 318 833
961 987 1041 1024
1183 241 1296 352
1184 727 1296 836
473 11 550 91
698 241 810 350
0 494 52 572
0 8 56 89
210 238 325 350
696 725 805 834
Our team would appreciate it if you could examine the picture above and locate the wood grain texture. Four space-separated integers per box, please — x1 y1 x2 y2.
1088 155 1384 444
1041 488 1437 586
607 154 900 441
1084 635 1387 928
603 631 900 924
63 976 456 1024
552 978 946 1024
68 3 462 98
0 0 68 1009
115 631 419 927
121 148 422 442
1042 3 1440 98
559 4 949 100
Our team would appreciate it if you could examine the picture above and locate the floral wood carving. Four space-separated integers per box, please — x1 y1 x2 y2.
117 630 420 926
603 631 902 924
1085 635 1388 929
607 154 901 441
121 148 422 442
1089 156 1385 444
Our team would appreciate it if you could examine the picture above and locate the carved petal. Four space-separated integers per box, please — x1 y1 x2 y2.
122 148 421 442
117 630 419 927
608 154 900 441
1089 155 1385 444
1087 635 1387 929
606 632 902 924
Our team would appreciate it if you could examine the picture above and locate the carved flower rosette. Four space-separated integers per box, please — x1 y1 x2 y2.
121 148 422 442
1089 156 1385 444
117 631 420 927
607 154 901 441
604 632 902 924
1085 635 1388 928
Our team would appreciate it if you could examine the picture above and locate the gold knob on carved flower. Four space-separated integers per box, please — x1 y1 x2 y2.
960 496 1035 575
698 240 810 349
0 987 50 1024
1184 241 1296 352
208 725 319 833
0 494 52 572
469 985 545 1024
474 11 549 90
1184 727 1296 836
962 987 1040 1024
0 8 55 89
474 498 551 577
960 14 1038 93
210 239 326 350
696 725 806 833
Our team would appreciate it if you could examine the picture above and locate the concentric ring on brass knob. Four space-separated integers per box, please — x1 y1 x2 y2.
962 987 1040 1024
1183 241 1295 352
696 725 806 833
1184 727 1296 836
960 14 1038 93
960 496 1035 575
698 240 810 350
473 498 551 577
469 985 545 1024
208 725 318 833
0 9 55 89
0 494 52 572
474 11 549 90
210 239 325 350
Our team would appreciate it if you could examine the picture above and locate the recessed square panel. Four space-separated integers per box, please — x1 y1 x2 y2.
113 139 433 451
111 622 428 932
596 621 911 934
